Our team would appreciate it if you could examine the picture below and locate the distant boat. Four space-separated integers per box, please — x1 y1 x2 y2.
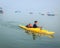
39 12 45 15
47 14 55 16
0 7 3 14
15 11 21 13
29 12 33 14
0 10 3 14
41 14 45 15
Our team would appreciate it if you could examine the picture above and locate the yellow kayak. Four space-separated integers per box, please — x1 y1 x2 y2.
19 25 55 35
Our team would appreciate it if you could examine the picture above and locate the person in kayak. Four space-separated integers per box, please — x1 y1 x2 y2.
26 24 33 28
33 21 42 29
33 21 38 28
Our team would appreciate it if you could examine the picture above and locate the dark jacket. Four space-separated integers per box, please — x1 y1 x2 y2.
33 24 38 28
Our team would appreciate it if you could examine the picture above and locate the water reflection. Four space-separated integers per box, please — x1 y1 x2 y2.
25 30 54 40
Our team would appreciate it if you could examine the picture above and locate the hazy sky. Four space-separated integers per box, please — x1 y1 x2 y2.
0 0 60 13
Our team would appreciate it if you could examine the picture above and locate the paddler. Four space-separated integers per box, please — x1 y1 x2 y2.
26 24 33 28
33 21 42 29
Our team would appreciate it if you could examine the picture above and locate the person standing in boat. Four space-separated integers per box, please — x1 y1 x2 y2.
33 21 42 29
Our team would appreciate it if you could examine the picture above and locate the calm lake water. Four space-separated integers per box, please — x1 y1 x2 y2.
0 13 60 48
